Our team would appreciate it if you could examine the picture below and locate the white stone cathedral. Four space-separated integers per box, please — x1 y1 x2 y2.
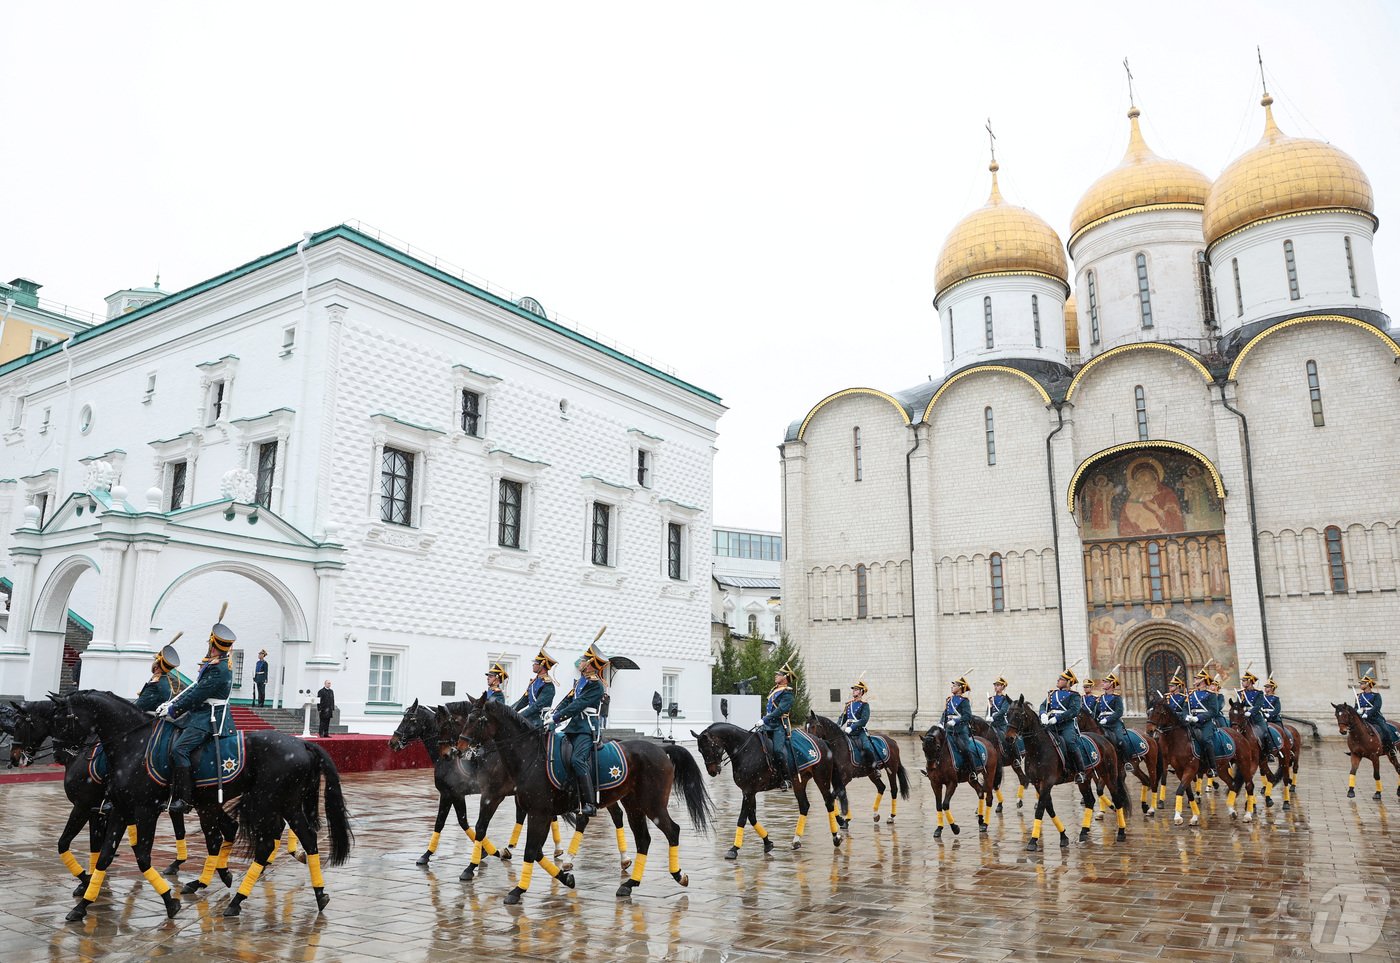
781 89 1397 727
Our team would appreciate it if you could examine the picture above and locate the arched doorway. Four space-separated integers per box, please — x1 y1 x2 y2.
1143 646 1186 703
1118 622 1213 715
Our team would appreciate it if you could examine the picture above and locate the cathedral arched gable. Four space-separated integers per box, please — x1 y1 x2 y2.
1067 440 1226 514
920 364 1051 423
1227 313 1400 381
796 387 911 440
1065 342 1213 403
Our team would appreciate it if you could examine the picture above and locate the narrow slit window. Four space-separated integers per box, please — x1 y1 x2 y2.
1136 253 1153 327
948 308 956 357
1306 360 1325 427
1031 294 1041 347
1135 385 1149 441
1325 526 1347 592
856 564 869 619
990 554 1005 612
169 461 187 512
667 522 683 580
984 407 996 466
1284 240 1300 300
1232 258 1243 316
255 441 277 508
1344 236 1358 297
1147 541 1164 602
984 296 994 348
853 426 863 482
1087 270 1100 344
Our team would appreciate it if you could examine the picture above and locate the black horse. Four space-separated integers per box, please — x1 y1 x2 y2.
465 697 711 904
806 711 910 825
1004 696 1130 851
51 691 351 920
693 722 845 859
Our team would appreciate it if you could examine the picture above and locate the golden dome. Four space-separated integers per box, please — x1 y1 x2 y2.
934 162 1068 299
1064 295 1079 352
1069 107 1211 242
1203 94 1375 245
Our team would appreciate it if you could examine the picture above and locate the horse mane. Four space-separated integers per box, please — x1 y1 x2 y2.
808 712 837 730
477 694 535 737
70 690 146 722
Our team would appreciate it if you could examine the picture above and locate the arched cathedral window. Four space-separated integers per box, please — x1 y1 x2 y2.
1284 240 1300 300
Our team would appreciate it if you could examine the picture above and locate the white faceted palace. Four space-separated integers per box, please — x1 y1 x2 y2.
0 226 724 731
783 93 1397 726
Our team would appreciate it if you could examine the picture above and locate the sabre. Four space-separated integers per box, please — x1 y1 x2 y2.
213 601 230 803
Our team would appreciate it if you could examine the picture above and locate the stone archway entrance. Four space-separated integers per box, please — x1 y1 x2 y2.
1117 621 1214 715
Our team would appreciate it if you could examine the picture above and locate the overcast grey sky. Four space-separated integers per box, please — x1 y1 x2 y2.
5 2 1397 531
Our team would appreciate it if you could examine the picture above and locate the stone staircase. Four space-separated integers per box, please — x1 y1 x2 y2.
241 705 350 735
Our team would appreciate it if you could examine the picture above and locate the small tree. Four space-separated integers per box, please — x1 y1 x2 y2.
769 632 811 722
712 634 740 694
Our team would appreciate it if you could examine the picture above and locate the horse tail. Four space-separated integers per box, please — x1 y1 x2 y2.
309 742 354 866
895 761 910 799
664 745 714 836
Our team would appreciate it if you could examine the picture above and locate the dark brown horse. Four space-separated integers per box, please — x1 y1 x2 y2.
920 724 998 836
1147 697 1256 825
693 722 845 858
1334 702 1400 801
806 712 909 825
1261 718 1302 810
970 717 1028 812
1004 697 1129 850
1079 705 1164 818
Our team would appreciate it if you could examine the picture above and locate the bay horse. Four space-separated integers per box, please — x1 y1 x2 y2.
1004 697 1129 850
465 697 710 904
806 712 909 825
693 722 845 858
920 724 998 836
1078 704 1164 818
1261 718 1302 810
52 691 351 920
1333 702 1400 801
970 717 1028 811
1146 697 1255 825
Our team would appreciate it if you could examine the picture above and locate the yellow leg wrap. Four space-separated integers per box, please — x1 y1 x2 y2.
143 865 173 896
1283 784 1291 803
615 827 628 854
1175 796 1184 815
890 798 898 816
827 810 839 834
517 861 534 891
1262 778 1272 797
480 838 497 857
795 814 807 838
235 862 264 897
1031 818 1043 839
1377 779 1386 794
127 825 138 847
1017 785 1025 800
471 841 484 867
994 789 1004 804
307 853 324 889
1116 808 1127 829
61 851 84 877
873 792 884 813
568 831 584 857
551 821 561 845
843 808 852 821
198 855 217 885
538 857 560 878
629 852 646 884
465 826 477 841
753 822 768 839
1246 795 1255 814
936 810 944 827
668 845 680 874
733 826 745 848
1226 791 1237 808
1140 787 1149 805
286 830 298 853
1081 809 1094 830
1158 786 1167 804
268 839 281 863
1190 800 1201 817
89 852 99 874
1099 794 1110 811
427 831 441 854
83 870 106 902
217 841 233 869
1051 816 1065 834
509 823 523 847
1350 774 1357 789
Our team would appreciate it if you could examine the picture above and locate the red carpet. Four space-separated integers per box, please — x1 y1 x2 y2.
0 765 65 784
305 734 431 773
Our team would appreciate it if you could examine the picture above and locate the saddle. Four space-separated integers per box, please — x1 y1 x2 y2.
945 732 987 772
1187 727 1235 761
847 733 890 768
145 719 246 788
1048 731 1100 771
545 731 629 792
1117 729 1149 760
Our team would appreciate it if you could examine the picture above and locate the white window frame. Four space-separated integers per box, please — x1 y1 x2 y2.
167 458 190 512
150 431 202 513
231 408 296 514
627 428 663 491
581 475 631 568
367 646 406 706
658 497 702 583
661 670 681 716
195 354 239 427
142 371 157 405
280 324 297 357
450 365 501 444
484 447 548 555
21 469 58 529
31 333 56 353
365 414 445 551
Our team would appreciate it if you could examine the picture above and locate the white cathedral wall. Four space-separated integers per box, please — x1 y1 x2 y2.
936 275 1068 374
1068 348 1221 461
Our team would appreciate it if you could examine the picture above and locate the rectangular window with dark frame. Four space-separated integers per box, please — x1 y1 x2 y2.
1307 360 1325 427
855 564 868 619
461 390 481 436
1032 294 1041 348
208 380 226 426
1135 385 1149 441
591 502 612 565
984 407 996 466
1232 258 1244 316
1147 540 1165 602
1087 270 1101 344
853 427 863 481
169 460 187 512
1136 253 1154 327
1325 526 1347 592
255 441 276 508
33 491 48 527
637 449 651 488
990 554 1005 612
498 478 523 548
1344 236 1359 297
984 296 994 348
667 522 683 580
380 446 415 526
1284 240 1301 300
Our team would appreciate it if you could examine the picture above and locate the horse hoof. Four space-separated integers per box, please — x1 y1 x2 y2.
1059 834 1069 848
1016 801 1023 809
218 868 233 889
223 895 244 918
1282 802 1291 811
619 858 632 872
763 838 775 855
164 894 181 919
182 880 206 896
1173 815 1184 826
1025 839 1039 852
1146 809 1156 818
832 834 842 848
1189 816 1200 827
504 888 523 906
873 813 880 823
415 853 432 866
294 850 307 865
559 872 575 890
1229 809 1238 820
994 803 1002 814
836 816 847 830
1374 792 1383 801
724 846 739 861
1094 812 1103 822
979 824 988 835
1264 797 1274 809
1116 829 1126 842
498 847 513 861
791 839 802 851
933 826 943 838
315 890 330 912
72 874 90 899
65 901 90 922
1347 788 1356 798
886 815 895 824
676 873 689 887
1078 829 1089 843
459 866 476 882
1243 813 1253 823
163 859 184 875
615 882 635 899
1141 802 1150 814
553 848 564 860
950 824 960 836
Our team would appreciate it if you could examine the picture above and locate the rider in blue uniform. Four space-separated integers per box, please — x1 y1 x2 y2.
136 646 179 711
484 662 508 704
945 676 975 777
1040 668 1086 781
1238 671 1279 755
1165 672 1187 716
511 648 557 728
553 644 607 816
1096 674 1133 771
1261 678 1288 752
1357 675 1398 753
160 621 238 815
841 677 875 767
762 663 796 789
1081 677 1099 722
1176 669 1221 777
987 677 1011 739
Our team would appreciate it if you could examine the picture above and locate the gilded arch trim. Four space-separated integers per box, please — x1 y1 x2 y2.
1065 342 1213 402
922 365 1051 422
796 387 911 441
1226 314 1400 381
1068 440 1226 515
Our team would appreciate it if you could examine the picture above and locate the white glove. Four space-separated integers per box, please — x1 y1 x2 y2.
156 701 173 718
985 713 994 722
1186 714 1198 722
1098 715 1110 724
554 719 569 734
1039 712 1051 724
945 717 959 727
841 724 851 734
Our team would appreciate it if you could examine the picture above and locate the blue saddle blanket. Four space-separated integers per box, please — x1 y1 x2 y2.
787 728 822 773
947 732 987 771
1191 728 1235 760
865 734 890 765
88 744 108 784
144 718 247 788
545 732 628 792
1052 733 1101 770
1120 729 1149 760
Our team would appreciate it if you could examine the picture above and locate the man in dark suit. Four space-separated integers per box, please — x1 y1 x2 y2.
316 680 335 737
253 649 270 707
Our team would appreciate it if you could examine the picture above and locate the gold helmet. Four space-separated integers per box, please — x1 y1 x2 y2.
776 660 795 681
951 676 970 694
1241 671 1259 684
993 676 1009 688
581 644 609 675
1102 673 1120 688
851 676 869 697
486 662 509 682
1059 668 1078 685
532 648 558 670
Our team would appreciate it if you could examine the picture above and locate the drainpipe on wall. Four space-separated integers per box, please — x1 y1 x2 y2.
1217 381 1272 676
1045 404 1068 667
905 426 922 733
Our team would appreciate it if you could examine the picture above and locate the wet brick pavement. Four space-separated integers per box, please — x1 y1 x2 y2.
0 736 1397 962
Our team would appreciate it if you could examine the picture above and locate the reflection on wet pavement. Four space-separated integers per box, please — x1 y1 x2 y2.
0 736 1396 962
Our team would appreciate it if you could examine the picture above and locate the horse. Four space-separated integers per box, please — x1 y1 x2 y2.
1333 702 1400 801
1220 699 1267 821
51 691 351 920
1078 704 1164 819
805 712 909 825
919 724 998 836
693 722 845 858
970 717 1029 811
1003 696 1129 850
465 697 710 904
1146 696 1254 825
1261 718 1302 810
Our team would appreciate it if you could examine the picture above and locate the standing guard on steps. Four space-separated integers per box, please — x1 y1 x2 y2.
553 644 607 817
512 649 557 729
1040 668 1086 781
159 620 238 815
1238 672 1279 755
1357 675 1399 753
1178 669 1221 777
841 676 875 767
485 663 509 704
1096 674 1132 772
945 676 975 778
762 663 796 790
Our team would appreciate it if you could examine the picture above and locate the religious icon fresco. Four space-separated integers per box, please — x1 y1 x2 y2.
1079 451 1223 541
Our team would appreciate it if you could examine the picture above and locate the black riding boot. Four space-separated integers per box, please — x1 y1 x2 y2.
577 769 598 818
167 767 195 816
1199 740 1217 778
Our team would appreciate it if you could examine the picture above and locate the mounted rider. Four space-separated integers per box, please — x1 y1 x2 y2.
1176 669 1221 777
944 676 975 777
987 677 1011 739
1096 673 1133 772
1357 675 1398 753
159 620 238 816
841 676 875 767
762 662 796 790
512 648 557 729
1238 671 1279 755
1081 677 1099 720
1261 678 1289 752
553 644 607 817
1039 668 1086 782
136 644 180 712
484 662 509 704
